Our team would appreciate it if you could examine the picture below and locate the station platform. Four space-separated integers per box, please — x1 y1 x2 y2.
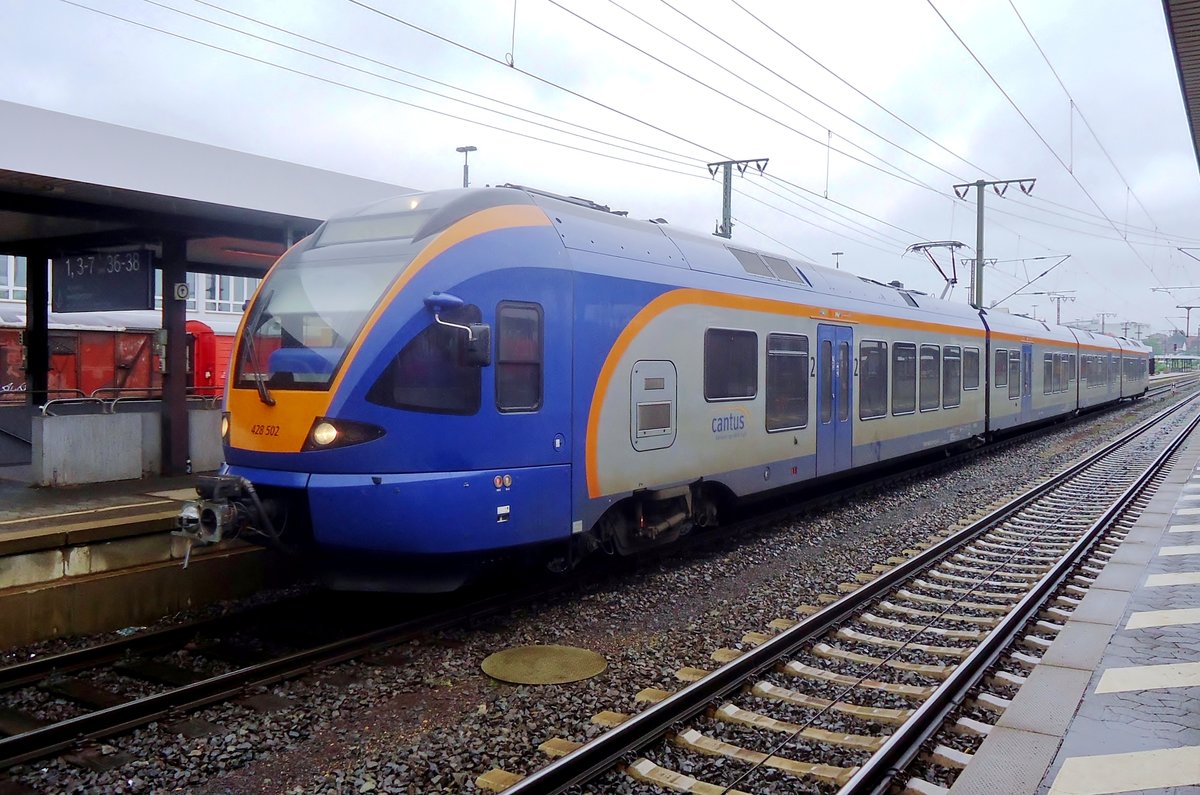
0 464 201 551
951 431 1200 794
0 466 291 648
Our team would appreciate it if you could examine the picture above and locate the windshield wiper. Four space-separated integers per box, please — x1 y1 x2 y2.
242 292 276 406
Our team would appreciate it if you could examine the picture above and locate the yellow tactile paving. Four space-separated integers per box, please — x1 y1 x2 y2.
1126 607 1200 629
1048 746 1200 794
145 488 202 501
0 499 171 525
1095 661 1200 693
1160 544 1200 556
1146 571 1200 587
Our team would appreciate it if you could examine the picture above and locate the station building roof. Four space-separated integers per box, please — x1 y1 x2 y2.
0 100 415 275
1164 0 1200 171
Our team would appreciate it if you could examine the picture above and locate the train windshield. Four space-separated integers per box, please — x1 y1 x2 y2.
234 253 408 391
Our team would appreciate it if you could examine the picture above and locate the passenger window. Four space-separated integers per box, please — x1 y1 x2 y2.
1068 354 1076 383
963 347 980 390
891 342 916 415
859 341 887 420
919 344 940 411
819 339 833 423
766 333 808 431
1008 350 1021 399
942 346 961 408
705 328 757 400
366 304 482 415
994 348 1008 387
1043 354 1053 395
496 302 543 412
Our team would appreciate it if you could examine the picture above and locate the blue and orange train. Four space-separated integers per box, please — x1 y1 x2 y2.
177 186 1151 590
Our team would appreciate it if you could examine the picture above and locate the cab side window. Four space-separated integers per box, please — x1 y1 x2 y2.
496 302 543 412
366 304 482 414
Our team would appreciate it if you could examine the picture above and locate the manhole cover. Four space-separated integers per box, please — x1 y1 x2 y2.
481 644 607 685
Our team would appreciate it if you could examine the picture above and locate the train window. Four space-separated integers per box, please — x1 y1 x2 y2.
1043 354 1053 395
728 247 774 278
495 302 543 412
766 333 808 431
942 346 961 408
1008 350 1021 399
963 347 980 390
366 304 482 415
858 341 887 420
994 348 1008 387
891 343 916 415
919 344 940 411
819 340 833 423
1068 354 1077 383
705 328 758 401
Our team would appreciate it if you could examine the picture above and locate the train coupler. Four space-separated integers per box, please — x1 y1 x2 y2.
175 475 279 556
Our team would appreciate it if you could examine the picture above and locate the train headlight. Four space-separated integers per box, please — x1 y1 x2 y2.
302 417 386 452
312 421 339 446
220 412 231 443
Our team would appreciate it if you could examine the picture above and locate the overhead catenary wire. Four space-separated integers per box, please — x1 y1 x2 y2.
61 0 710 181
730 216 819 262
1007 0 1164 235
344 0 730 162
62 0 929 259
732 0 1200 246
613 0 972 185
140 0 702 171
183 0 703 170
543 0 941 193
924 0 1168 287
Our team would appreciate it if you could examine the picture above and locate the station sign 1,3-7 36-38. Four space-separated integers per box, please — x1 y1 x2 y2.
51 250 156 312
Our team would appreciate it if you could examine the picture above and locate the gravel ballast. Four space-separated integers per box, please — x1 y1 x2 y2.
3 397 1179 794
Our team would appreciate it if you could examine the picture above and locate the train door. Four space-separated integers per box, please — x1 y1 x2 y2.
816 324 853 477
1021 343 1033 419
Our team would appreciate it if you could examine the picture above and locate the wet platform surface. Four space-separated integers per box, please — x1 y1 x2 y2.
0 465 204 553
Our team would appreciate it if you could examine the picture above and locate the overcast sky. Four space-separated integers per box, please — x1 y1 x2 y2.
4 0 1199 336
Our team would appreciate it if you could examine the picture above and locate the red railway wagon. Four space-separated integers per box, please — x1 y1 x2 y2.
0 321 234 404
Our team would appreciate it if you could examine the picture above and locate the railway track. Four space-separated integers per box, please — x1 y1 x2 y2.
0 385 1188 781
0 585 562 771
482 391 1200 794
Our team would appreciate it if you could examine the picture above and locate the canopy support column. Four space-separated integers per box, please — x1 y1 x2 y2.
160 239 189 476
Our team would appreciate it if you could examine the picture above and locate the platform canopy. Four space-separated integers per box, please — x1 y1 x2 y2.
1164 0 1200 172
0 99 417 477
0 99 414 273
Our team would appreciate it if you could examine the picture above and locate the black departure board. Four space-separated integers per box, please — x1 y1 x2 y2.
51 250 155 312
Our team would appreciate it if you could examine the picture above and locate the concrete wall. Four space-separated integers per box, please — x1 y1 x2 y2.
32 407 224 485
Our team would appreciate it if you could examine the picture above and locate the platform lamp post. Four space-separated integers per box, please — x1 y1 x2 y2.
832 251 843 270
456 145 477 188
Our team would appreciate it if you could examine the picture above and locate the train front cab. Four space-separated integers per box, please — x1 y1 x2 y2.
218 189 580 589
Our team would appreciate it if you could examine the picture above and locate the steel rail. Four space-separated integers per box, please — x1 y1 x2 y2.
0 597 314 691
0 584 557 769
843 389 1200 793
500 393 1199 794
